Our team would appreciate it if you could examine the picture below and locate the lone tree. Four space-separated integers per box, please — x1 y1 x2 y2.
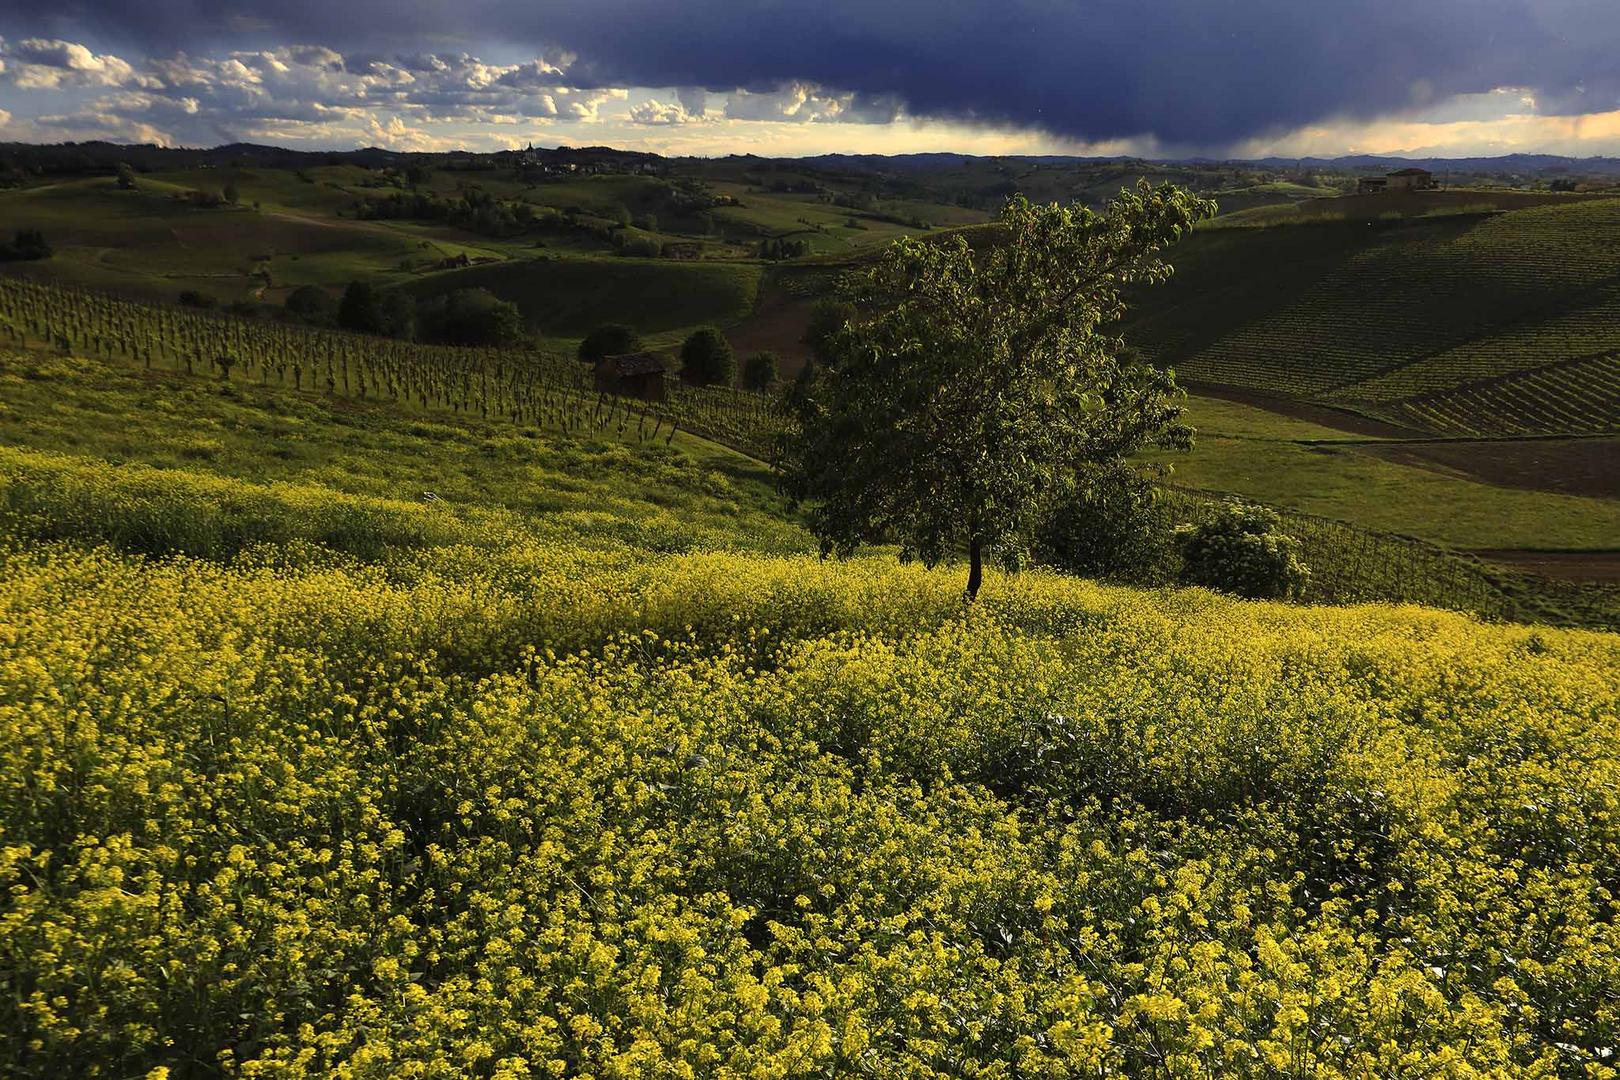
778 184 1214 599
680 326 735 387
742 350 779 391
338 281 385 334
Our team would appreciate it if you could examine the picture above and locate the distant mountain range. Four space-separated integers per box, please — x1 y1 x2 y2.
6 140 1620 179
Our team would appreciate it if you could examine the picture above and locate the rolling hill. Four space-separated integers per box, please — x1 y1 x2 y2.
1126 193 1620 437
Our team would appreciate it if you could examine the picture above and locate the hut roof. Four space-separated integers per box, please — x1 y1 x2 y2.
600 351 669 376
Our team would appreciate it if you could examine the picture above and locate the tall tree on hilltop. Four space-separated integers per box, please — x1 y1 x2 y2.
778 183 1214 599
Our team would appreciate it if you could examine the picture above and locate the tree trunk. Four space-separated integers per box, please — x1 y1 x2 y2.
966 536 983 601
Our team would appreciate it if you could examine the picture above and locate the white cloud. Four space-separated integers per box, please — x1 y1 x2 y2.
726 82 846 123
6 36 1620 160
1 38 160 90
628 98 691 126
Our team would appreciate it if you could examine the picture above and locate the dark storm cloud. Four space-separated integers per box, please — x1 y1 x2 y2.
13 0 1620 143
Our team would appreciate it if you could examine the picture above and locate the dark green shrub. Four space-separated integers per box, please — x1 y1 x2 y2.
1035 463 1180 585
416 288 526 347
620 235 663 258
338 281 385 334
284 285 338 325
803 299 856 367
0 228 52 261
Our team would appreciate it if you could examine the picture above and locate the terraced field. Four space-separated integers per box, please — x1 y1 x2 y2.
1382 352 1620 436
1130 194 1620 436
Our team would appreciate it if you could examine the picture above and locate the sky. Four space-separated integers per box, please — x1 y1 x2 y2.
1 2 1619 159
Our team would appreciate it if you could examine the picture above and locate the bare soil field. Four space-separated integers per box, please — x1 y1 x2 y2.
1352 437 1620 500
1474 550 1620 582
724 285 816 377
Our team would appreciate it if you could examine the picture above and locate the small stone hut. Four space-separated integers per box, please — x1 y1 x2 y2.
594 351 669 402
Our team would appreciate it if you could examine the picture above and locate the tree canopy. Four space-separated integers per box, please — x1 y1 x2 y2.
577 324 642 364
416 288 526 347
679 327 736 387
777 184 1215 598
742 350 779 391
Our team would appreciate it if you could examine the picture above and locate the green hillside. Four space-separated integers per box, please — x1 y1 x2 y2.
1128 194 1620 436
0 175 499 303
3 342 1620 1075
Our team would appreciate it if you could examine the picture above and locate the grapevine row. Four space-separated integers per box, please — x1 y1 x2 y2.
0 276 781 457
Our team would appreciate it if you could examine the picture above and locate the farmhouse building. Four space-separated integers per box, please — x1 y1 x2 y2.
595 352 669 402
1357 167 1437 194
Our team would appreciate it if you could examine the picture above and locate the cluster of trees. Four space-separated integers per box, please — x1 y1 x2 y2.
173 185 240 209
277 282 525 348
757 237 812 260
354 188 547 238
0 229 51 262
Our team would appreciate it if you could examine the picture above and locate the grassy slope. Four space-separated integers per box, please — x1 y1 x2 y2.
0 163 983 347
1162 395 1620 550
0 350 802 555
0 176 461 302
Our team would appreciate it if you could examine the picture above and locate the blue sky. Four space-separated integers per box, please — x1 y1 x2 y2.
2 2 1619 158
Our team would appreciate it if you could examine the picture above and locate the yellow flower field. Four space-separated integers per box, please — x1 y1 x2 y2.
0 365 1617 1077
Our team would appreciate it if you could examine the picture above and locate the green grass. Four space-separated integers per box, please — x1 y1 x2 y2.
1207 187 1603 229
1176 394 1379 442
1155 397 1620 550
